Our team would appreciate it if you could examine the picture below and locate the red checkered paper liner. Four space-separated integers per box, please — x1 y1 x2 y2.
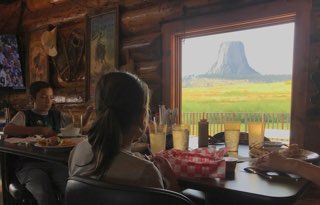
156 147 227 179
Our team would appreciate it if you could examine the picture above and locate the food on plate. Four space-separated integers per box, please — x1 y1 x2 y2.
38 136 61 146
59 139 77 147
36 136 81 147
279 144 302 158
249 147 271 158
250 143 303 159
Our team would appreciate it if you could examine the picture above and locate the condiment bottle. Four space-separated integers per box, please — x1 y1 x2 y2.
198 119 208 147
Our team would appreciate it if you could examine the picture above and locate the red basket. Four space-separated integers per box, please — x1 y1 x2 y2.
156 147 226 179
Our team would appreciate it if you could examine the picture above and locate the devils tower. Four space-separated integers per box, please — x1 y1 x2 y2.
207 41 260 77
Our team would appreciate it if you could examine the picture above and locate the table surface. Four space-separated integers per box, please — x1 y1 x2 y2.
179 137 310 202
0 136 311 204
0 139 69 165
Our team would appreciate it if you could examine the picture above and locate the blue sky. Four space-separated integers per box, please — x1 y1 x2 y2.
182 22 295 77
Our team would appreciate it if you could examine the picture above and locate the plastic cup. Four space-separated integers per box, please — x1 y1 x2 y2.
224 130 240 152
172 124 190 150
225 157 238 178
224 121 241 131
248 122 265 149
149 123 167 153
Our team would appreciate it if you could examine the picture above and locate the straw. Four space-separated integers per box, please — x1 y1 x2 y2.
153 117 157 133
68 109 74 127
162 105 166 124
80 114 83 134
159 105 162 125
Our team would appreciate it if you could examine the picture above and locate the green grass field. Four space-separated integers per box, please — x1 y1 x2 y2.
182 80 292 113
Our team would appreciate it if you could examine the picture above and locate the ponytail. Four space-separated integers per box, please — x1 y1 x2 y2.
83 72 149 179
85 107 122 178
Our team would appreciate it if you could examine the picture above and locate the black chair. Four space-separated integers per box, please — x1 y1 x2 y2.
4 154 63 205
8 181 36 205
65 176 195 205
181 188 206 205
2 155 37 205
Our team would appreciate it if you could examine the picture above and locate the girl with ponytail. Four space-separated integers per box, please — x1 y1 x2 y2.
69 72 179 191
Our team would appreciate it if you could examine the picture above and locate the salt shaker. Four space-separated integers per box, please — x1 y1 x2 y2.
198 119 208 147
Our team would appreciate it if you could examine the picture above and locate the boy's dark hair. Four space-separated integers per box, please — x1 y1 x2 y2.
29 81 52 98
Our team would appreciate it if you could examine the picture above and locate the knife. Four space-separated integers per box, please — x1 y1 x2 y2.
243 167 273 180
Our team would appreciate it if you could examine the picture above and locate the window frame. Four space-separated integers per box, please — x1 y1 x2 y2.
162 0 311 144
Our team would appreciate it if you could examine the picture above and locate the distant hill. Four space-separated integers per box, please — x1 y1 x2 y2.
182 75 292 87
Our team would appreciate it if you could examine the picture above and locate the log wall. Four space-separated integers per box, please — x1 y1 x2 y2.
0 0 320 152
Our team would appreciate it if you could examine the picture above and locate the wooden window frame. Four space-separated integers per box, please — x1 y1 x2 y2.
162 0 311 144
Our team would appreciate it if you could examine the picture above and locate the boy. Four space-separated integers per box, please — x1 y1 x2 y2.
4 81 92 205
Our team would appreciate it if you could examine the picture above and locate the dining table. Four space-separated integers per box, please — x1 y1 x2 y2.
0 135 317 205
178 137 317 205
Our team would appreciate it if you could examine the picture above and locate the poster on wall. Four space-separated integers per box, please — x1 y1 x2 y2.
87 7 119 100
27 27 49 85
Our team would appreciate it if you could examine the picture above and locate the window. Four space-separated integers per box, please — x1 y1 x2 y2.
162 0 311 144
180 23 294 142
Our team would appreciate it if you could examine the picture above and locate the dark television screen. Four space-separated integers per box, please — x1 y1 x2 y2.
0 34 25 90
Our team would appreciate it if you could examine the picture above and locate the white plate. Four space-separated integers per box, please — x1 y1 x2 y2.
298 149 320 162
58 133 81 138
250 147 320 162
263 141 283 147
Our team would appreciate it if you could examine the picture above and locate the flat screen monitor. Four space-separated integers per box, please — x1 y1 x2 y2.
0 34 26 91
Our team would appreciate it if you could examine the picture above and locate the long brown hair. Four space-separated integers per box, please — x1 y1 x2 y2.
86 72 150 179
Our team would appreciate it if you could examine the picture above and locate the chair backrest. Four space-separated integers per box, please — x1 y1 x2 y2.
65 176 195 205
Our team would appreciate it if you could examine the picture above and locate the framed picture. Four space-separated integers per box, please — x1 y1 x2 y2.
27 27 49 85
87 7 119 100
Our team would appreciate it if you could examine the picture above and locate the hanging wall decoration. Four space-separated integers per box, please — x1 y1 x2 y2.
87 7 119 100
51 19 86 103
27 27 49 85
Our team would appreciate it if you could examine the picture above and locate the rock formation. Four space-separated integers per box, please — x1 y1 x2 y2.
207 41 259 77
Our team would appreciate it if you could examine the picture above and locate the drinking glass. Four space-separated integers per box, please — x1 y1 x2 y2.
224 121 241 131
248 122 265 149
172 124 190 150
224 130 240 152
149 123 167 154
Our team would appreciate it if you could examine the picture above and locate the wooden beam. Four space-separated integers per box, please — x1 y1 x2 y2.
122 32 160 50
121 0 183 36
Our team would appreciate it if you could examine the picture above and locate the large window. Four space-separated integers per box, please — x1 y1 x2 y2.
180 23 295 142
162 0 311 144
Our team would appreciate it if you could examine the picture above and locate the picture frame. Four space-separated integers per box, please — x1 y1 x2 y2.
86 7 119 100
27 27 49 86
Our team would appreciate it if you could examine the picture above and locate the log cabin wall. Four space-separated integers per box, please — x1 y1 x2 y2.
0 0 320 152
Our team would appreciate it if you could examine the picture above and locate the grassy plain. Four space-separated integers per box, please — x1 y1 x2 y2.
182 80 292 113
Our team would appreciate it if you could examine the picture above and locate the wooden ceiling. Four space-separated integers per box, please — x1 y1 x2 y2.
0 0 169 33
0 0 96 33
0 0 21 33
